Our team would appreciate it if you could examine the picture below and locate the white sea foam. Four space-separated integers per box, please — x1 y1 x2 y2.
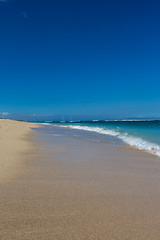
55 124 160 157
104 119 156 122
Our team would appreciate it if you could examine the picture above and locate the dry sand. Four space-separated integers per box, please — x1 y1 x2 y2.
1 120 160 239
0 119 39 184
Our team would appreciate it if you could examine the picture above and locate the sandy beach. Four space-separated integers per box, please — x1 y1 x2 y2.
0 119 38 184
1 120 160 239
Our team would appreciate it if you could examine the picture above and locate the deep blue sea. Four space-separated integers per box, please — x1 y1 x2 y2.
41 120 160 157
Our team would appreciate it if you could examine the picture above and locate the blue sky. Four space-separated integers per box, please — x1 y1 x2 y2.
0 0 160 120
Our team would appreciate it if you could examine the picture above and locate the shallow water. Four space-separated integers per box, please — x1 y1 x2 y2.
40 120 160 157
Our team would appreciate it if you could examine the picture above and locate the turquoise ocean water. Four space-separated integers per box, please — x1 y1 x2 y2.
41 120 160 157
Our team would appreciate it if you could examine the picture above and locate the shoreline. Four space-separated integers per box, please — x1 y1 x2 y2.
1 120 160 239
39 122 160 159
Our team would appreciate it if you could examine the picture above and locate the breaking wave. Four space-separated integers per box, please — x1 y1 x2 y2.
55 124 160 157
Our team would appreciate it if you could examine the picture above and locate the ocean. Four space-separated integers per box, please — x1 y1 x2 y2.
41 120 160 157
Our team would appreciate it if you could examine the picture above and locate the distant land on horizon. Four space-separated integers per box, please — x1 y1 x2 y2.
0 112 160 122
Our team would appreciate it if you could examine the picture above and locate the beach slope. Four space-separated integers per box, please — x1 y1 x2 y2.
1 122 160 239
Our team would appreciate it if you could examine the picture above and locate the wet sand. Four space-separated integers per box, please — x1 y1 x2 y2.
1 121 160 239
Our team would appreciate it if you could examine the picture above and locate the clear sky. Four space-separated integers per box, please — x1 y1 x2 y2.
0 0 160 120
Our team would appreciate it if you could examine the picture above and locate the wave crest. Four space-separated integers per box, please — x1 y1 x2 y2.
55 124 160 157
